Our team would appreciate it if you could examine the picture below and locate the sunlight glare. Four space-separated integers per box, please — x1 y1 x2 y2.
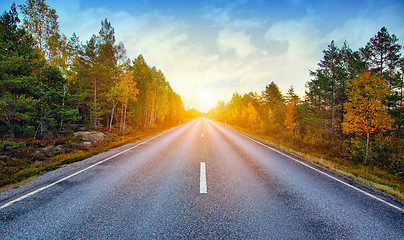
198 88 218 112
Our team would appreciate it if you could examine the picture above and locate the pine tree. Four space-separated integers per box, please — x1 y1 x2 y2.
261 81 284 133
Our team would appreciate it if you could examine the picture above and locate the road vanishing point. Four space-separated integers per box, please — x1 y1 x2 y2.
0 117 403 239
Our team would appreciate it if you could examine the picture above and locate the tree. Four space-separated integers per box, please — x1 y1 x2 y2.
0 3 75 137
20 0 81 131
96 19 121 127
307 41 366 148
208 100 226 122
132 54 152 127
0 1 185 138
108 71 139 131
20 0 68 68
284 87 299 135
247 102 258 129
342 72 394 163
361 27 402 79
153 68 169 123
262 81 283 108
261 81 284 133
361 27 403 159
0 4 43 137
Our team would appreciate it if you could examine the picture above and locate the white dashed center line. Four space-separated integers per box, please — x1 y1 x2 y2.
200 162 207 193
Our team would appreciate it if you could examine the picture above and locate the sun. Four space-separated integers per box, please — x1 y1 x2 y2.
198 88 219 111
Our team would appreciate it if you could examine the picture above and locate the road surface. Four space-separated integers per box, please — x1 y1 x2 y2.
0 117 403 239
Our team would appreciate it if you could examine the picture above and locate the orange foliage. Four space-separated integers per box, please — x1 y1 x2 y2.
120 72 139 102
342 72 394 136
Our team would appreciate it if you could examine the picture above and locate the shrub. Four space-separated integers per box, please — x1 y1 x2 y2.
0 140 26 151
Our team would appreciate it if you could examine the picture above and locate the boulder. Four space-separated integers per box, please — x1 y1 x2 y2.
79 141 92 147
42 146 65 155
73 131 105 144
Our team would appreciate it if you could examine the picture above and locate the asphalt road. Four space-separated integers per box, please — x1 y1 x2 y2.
0 117 403 239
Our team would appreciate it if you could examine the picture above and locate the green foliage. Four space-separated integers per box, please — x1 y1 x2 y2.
0 140 26 151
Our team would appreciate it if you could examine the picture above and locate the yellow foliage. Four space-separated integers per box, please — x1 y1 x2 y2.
342 72 394 136
247 102 258 127
284 98 297 134
267 108 274 124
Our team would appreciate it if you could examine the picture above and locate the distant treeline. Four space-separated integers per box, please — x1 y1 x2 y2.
0 1 196 139
208 27 404 174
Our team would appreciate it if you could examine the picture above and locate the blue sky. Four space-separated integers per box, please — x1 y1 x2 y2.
1 0 404 111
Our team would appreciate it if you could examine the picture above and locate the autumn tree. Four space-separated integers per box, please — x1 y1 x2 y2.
342 72 394 163
208 101 226 122
226 93 245 126
108 71 139 131
247 102 258 129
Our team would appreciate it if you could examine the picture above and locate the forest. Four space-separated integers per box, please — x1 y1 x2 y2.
0 1 204 186
0 1 191 140
208 26 404 176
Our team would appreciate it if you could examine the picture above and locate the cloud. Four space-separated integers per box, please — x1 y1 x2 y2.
202 2 265 30
217 28 266 58
325 7 404 50
49 1 313 111
3 0 403 112
265 17 323 60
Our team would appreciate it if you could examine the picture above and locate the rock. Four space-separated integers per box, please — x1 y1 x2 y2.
73 131 105 144
79 141 92 147
42 146 65 155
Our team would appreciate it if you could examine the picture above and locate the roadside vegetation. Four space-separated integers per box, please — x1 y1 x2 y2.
0 123 186 189
208 27 404 200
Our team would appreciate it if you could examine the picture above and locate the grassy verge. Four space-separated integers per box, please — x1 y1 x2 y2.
0 123 181 190
227 124 404 201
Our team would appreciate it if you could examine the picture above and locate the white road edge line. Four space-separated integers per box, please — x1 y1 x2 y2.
0 128 176 210
233 129 404 213
200 162 207 193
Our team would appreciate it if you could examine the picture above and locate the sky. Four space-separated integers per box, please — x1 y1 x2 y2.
1 0 404 112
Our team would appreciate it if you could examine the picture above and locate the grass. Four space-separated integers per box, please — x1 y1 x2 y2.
227 124 404 201
0 123 181 190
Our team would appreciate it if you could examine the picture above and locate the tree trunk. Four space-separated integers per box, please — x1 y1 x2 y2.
331 82 335 144
365 132 370 164
9 121 15 139
60 85 66 130
397 79 403 158
120 102 124 131
123 100 128 132
109 100 117 131
93 74 97 129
